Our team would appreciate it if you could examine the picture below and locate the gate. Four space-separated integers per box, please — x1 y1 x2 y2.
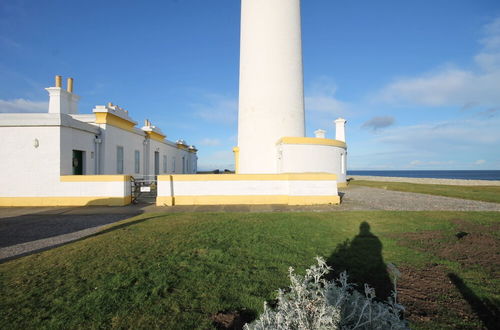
131 175 157 204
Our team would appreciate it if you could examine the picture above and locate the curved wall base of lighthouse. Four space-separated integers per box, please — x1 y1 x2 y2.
277 137 347 185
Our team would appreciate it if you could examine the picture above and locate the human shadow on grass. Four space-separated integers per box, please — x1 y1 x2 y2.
448 273 500 330
326 221 394 300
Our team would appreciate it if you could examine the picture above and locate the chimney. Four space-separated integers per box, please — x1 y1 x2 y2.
45 75 80 114
334 118 347 142
314 129 326 139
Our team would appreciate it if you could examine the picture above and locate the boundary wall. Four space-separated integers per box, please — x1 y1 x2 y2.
157 173 339 206
0 175 131 206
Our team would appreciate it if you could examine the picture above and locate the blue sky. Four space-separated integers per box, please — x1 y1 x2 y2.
1 0 499 170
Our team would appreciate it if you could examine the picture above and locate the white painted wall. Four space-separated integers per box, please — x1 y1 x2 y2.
168 180 337 197
0 124 129 200
60 126 96 175
157 175 338 203
57 180 130 198
1 179 130 198
93 125 197 178
98 125 146 176
0 126 61 197
147 140 196 176
278 144 347 183
238 0 305 174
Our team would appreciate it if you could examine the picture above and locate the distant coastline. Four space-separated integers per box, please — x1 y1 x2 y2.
348 170 500 181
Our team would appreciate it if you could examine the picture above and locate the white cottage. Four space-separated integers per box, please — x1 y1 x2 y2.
0 76 197 206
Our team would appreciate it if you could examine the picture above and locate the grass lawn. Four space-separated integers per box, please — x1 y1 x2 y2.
350 180 500 203
1 211 499 329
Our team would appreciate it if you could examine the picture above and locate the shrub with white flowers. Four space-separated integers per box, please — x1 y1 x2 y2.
244 257 408 330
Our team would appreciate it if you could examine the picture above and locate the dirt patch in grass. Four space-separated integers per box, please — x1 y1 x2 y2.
397 263 484 329
392 218 500 329
211 309 256 330
394 218 500 275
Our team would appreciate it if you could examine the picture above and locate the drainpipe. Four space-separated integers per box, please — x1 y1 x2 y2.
143 137 150 181
94 133 102 174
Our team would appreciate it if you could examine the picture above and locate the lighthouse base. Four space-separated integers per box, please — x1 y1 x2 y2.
156 173 340 206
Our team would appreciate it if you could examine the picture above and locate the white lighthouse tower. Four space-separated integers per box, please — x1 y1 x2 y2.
235 0 348 186
237 0 305 174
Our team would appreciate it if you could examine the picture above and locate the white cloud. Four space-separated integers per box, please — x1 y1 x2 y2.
350 116 500 169
376 118 500 148
409 160 455 166
375 17 500 108
305 79 349 115
199 138 221 146
363 117 500 169
0 98 47 113
191 94 237 125
306 95 348 114
480 17 500 50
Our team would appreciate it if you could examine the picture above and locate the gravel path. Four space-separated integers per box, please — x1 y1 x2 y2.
0 224 111 262
338 185 500 211
350 175 500 186
0 207 142 262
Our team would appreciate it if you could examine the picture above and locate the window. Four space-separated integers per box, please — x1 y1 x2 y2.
134 150 140 174
182 156 185 173
172 157 176 173
154 151 159 175
117 146 124 174
163 155 167 173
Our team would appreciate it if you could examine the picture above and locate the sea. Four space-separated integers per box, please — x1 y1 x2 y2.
347 170 500 181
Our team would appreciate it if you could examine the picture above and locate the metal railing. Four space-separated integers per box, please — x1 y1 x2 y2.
130 175 158 204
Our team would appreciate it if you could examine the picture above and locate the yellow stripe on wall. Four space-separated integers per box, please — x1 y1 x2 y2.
277 137 347 148
158 173 337 182
156 195 340 206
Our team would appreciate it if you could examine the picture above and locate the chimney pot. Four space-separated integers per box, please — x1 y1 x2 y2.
67 78 74 93
55 75 62 88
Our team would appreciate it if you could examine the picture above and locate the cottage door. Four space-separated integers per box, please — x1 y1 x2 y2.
72 150 83 175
